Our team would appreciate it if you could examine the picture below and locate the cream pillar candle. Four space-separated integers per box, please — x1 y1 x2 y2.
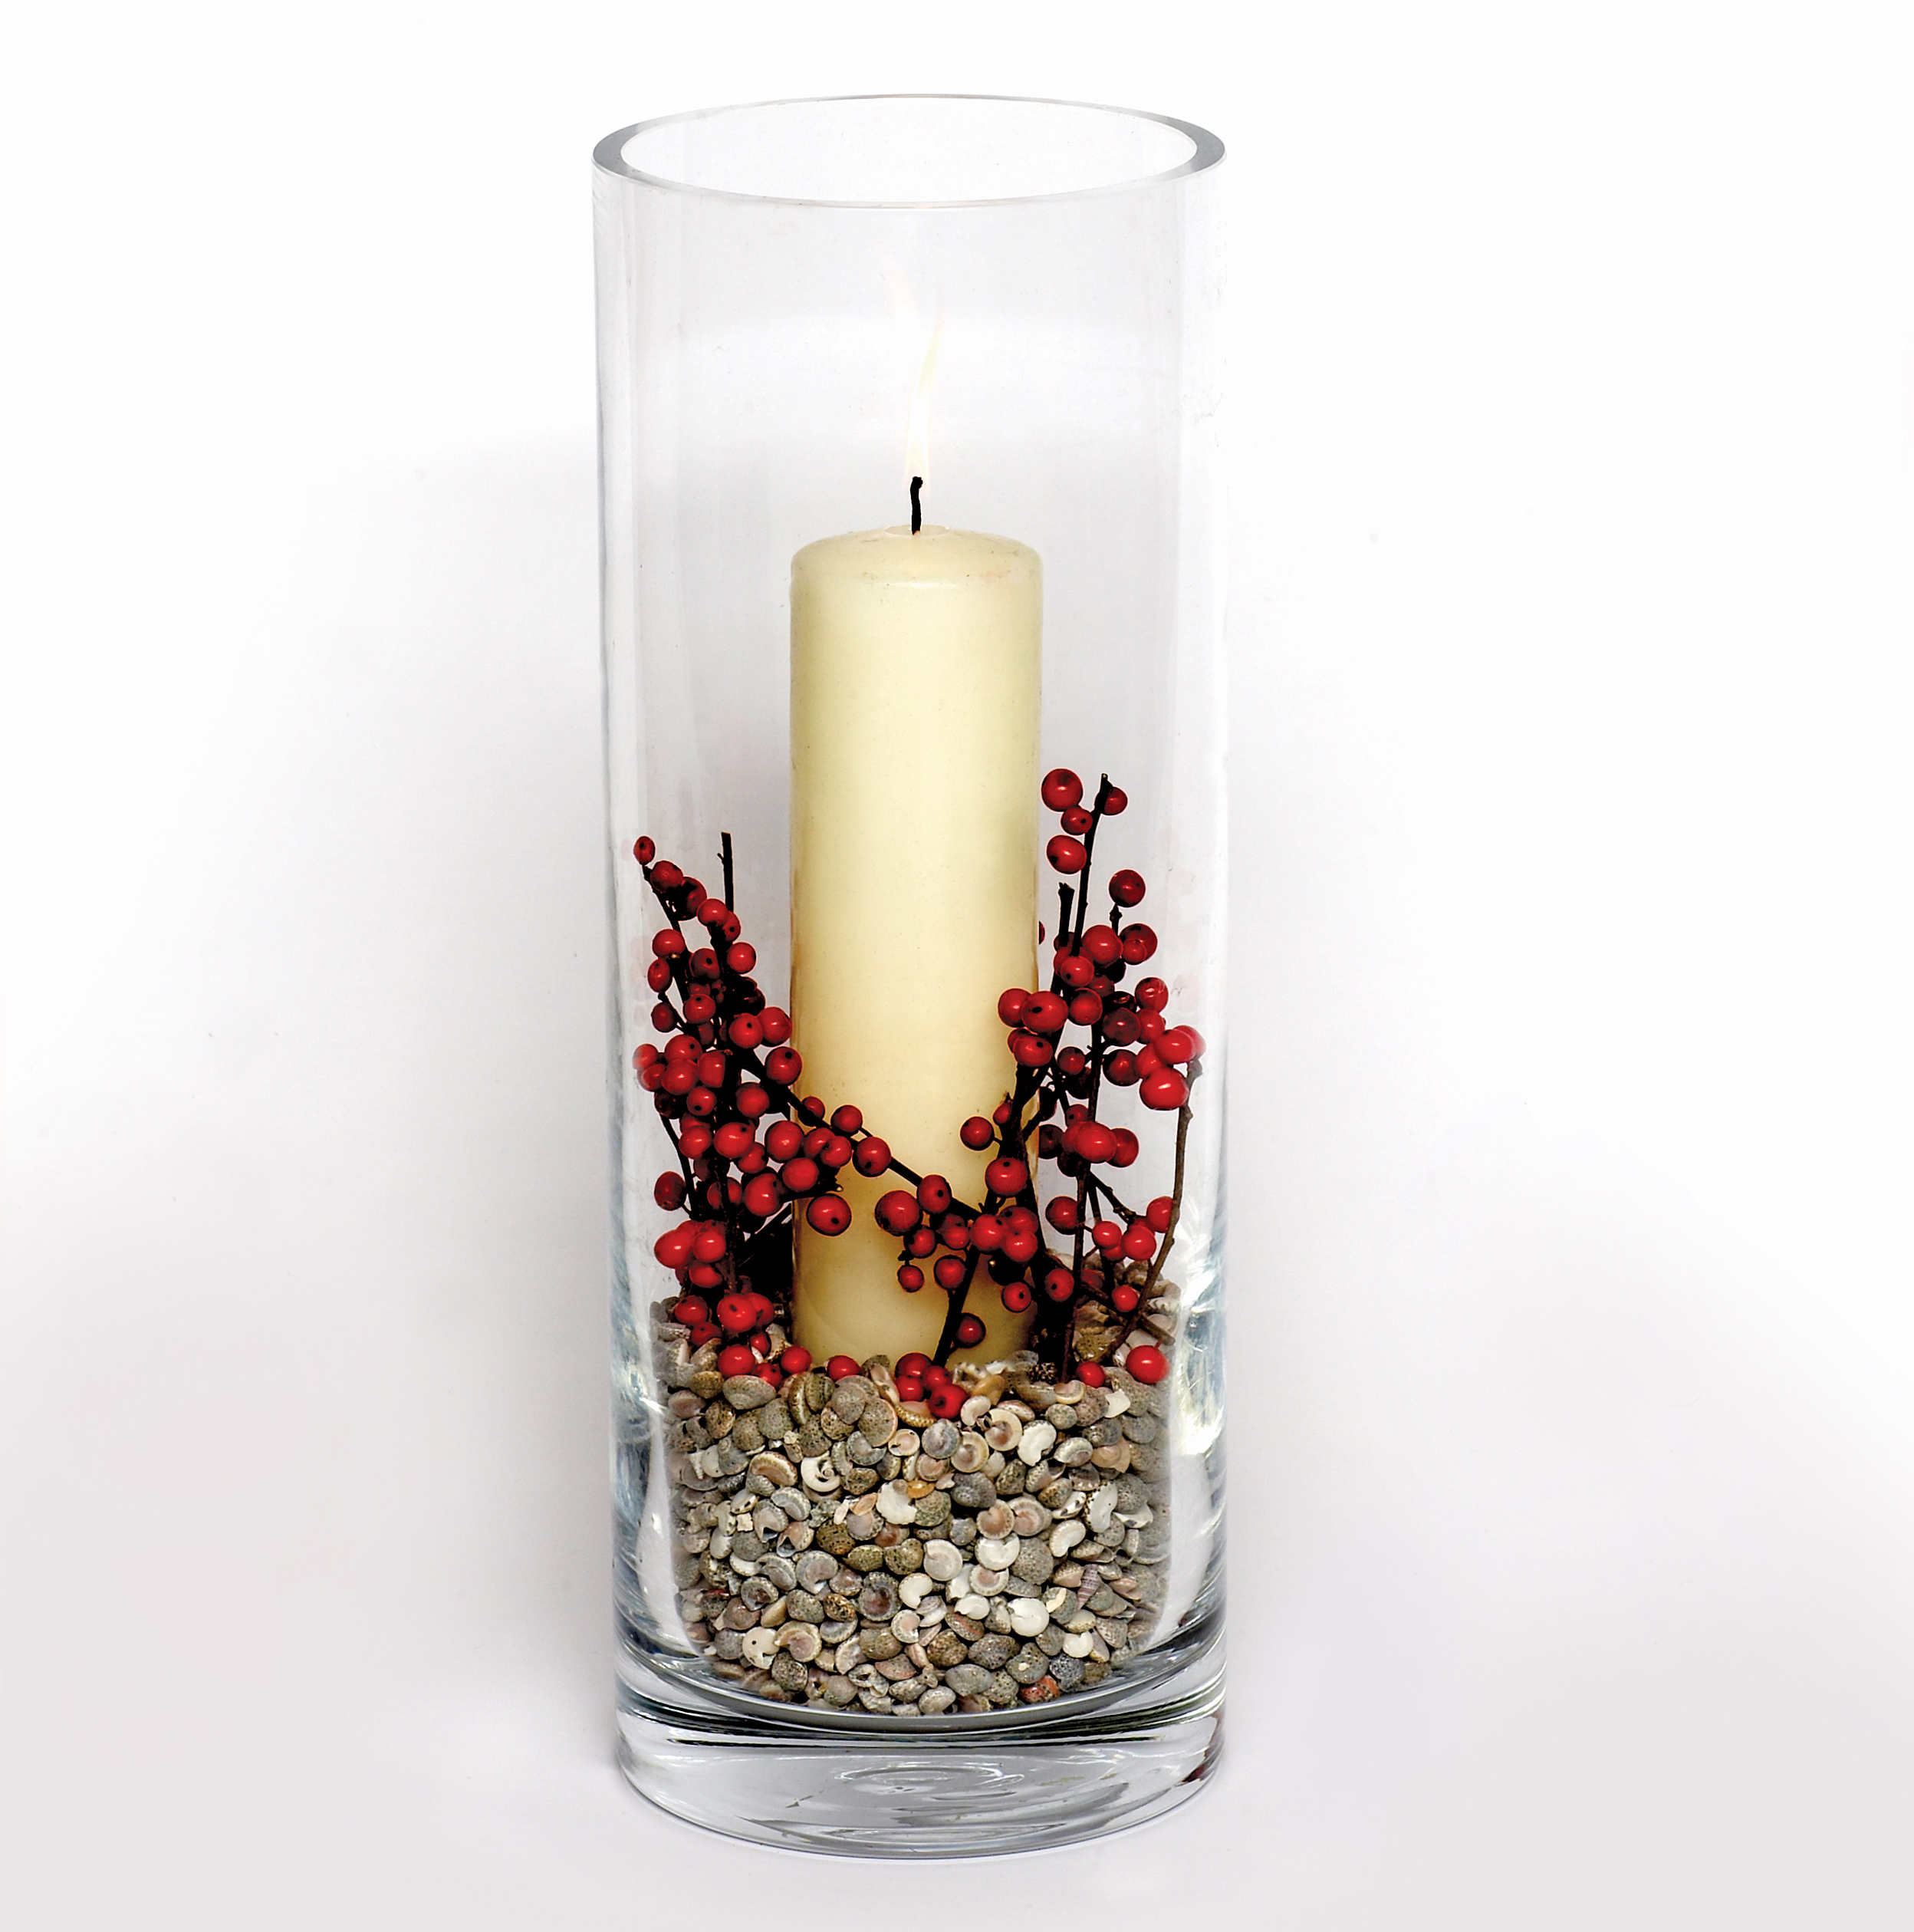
790 522 1041 1365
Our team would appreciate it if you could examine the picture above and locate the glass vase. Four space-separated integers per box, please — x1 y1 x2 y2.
594 94 1226 1856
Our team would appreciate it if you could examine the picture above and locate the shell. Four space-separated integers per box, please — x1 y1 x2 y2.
983 1410 1024 1453
740 1628 778 1667
949 1432 989 1473
921 1539 963 1583
919 1419 960 1460
1050 1519 1087 1558
975 1535 1021 1570
779 1624 822 1663
969 1565 1009 1598
875 1480 918 1525
799 1456 840 1494
1008 1598 1050 1637
976 1502 1015 1539
1010 1499 1050 1537
1054 1437 1094 1466
1018 1420 1057 1465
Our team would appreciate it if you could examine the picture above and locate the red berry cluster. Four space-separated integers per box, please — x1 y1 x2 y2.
633 768 1201 1386
632 833 911 1386
863 769 1199 1380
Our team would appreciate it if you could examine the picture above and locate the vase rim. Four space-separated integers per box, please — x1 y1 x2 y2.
594 94 1225 210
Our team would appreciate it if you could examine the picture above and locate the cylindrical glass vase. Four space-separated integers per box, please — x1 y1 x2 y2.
594 95 1225 1856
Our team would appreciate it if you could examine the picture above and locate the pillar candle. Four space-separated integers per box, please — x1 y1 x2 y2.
789 522 1041 1364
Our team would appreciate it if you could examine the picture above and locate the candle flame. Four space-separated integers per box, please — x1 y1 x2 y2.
905 319 942 487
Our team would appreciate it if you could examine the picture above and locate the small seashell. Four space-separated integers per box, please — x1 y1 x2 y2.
1061 1628 1094 1658
1018 1420 1057 1465
1009 1598 1050 1637
1053 1437 1094 1466
919 1686 957 1713
1009 1499 1049 1537
975 1535 1021 1570
949 1433 989 1473
891 1428 920 1458
794 1551 837 1591
904 1479 935 1499
984 1410 1024 1453
748 1451 798 1488
959 1395 992 1427
977 1502 1015 1539
740 1628 778 1667
1090 1441 1132 1472
858 1577 899 1621
897 1572 935 1607
912 1456 949 1482
1042 1585 1071 1616
1051 1381 1084 1405
922 1539 963 1582
955 1593 989 1620
890 1609 920 1643
758 1596 788 1629
1050 1519 1087 1558
752 1502 785 1542
1101 1387 1132 1417
859 1401 897 1447
1087 1486 1117 1535
919 1419 959 1460
667 1391 703 1419
778 1623 821 1662
799 1456 840 1494
970 1565 1008 1598
875 1480 917 1525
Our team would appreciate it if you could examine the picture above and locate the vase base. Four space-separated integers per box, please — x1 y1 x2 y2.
615 1624 1223 1857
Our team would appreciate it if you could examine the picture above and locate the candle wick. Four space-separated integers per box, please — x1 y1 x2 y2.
909 476 922 535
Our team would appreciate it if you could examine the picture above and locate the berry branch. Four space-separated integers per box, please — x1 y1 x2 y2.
632 761 1203 1399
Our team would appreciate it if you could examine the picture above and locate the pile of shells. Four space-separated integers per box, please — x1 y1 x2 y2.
653 1305 1175 1714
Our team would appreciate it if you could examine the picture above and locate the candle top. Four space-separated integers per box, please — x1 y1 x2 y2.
793 524 1041 591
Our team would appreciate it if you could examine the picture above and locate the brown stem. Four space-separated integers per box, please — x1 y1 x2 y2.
932 1246 984 1365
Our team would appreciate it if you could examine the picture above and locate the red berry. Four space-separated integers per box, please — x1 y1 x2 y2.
926 1383 966 1419
893 1376 925 1403
678 1121 712 1158
998 987 1031 1026
1102 1008 1139 1046
1120 923 1158 964
917 1174 952 1214
715 1291 755 1332
776 1345 811 1377
646 958 672 993
1068 991 1103 1026
960 1115 995 1151
765 1046 801 1084
651 929 686 959
764 1120 803 1161
1136 976 1169 1012
970 1214 1003 1251
742 1173 782 1218
807 1194 852 1236
985 1156 1028 1196
1075 1122 1116 1163
1101 786 1128 815
992 1101 1013 1125
1046 834 1088 875
922 1363 951 1387
685 1085 718 1118
781 1156 821 1194
1140 1068 1189 1111
1157 1027 1195 1065
725 940 756 973
1093 1219 1123 1252
712 1121 752 1160
938 1213 971 1251
1146 1195 1176 1233
826 1354 860 1381
670 1295 709 1327
1022 992 1067 1035
830 1104 863 1135
1061 805 1094 836
757 1362 783 1390
651 862 684 889
1110 1128 1140 1167
897 1264 925 1292
875 1190 922 1236
1111 1284 1141 1313
1001 1226 1039 1263
853 1135 891 1177
634 836 656 864
1000 1281 1034 1312
662 1060 696 1095
689 946 720 981
748 1330 771 1359
1075 1360 1107 1387
653 1224 696 1269
1125 1344 1169 1384
1121 1222 1156 1261
1043 1267 1076 1302
1041 768 1084 811
954 1313 985 1348
688 1321 720 1347
682 991 715 1023
1009 1029 1054 1069
686 1260 722 1289
692 1224 728 1264
933 1255 969 1291
1109 869 1146 907
654 1172 686 1210
1045 1196 1080 1233
717 1343 756 1377
1057 952 1094 990
727 1012 763 1049
736 1084 771 1120
800 1095 827 1124
758 1007 793 1045
1081 924 1122 967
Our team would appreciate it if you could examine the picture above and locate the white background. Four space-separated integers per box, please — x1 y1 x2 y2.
4 3 1912 1924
